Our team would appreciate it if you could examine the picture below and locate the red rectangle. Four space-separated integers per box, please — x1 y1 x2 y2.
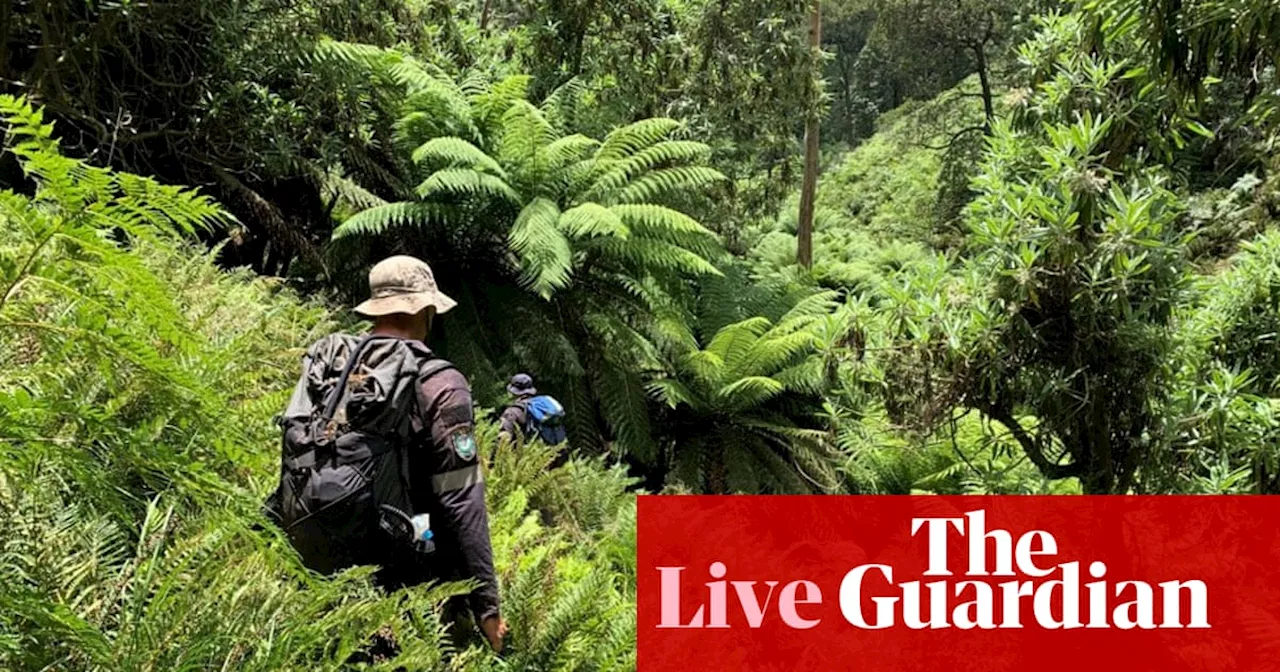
637 496 1280 671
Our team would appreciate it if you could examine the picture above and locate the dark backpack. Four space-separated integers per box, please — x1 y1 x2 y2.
520 394 567 446
265 333 453 574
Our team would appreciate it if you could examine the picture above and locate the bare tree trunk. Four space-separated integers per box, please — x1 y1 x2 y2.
796 0 822 268
479 0 494 31
974 43 994 125
974 11 996 127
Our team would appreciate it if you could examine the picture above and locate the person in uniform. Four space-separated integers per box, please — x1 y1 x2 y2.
354 255 507 652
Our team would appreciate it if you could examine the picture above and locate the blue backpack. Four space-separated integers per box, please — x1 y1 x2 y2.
521 395 567 446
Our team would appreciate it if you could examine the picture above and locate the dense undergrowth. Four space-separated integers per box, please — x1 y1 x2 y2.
5 0 1280 664
0 97 634 671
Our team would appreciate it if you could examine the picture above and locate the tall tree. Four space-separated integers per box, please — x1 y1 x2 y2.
796 0 822 268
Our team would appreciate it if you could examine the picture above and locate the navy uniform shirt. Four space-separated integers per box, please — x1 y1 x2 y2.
407 345 500 624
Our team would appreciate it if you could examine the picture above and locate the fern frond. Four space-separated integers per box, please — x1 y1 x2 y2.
596 238 722 277
540 77 587 133
458 68 490 96
331 201 460 239
559 203 630 240
646 377 700 410
611 203 718 242
716 376 786 408
312 39 387 69
683 350 725 387
410 137 508 179
615 166 727 204
529 570 612 668
538 134 599 173
320 169 389 212
704 317 772 368
474 75 532 112
509 198 571 298
498 100 554 166
740 331 818 378
415 168 520 203
594 362 657 463
595 118 684 162
587 141 712 199
769 291 841 335
773 357 827 395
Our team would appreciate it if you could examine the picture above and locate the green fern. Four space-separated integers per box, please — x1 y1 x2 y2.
651 301 843 493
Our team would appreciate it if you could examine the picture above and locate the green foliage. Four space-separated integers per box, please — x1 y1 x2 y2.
1146 231 1280 494
322 49 735 472
0 98 635 670
748 76 987 280
1139 0 1280 102
5 0 1280 595
832 0 1280 496
866 8 1207 493
1 0 465 275
650 291 845 493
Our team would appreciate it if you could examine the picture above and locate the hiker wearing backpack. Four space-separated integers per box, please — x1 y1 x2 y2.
267 255 506 652
498 373 568 448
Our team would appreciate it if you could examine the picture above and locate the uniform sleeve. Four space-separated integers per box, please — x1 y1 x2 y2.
414 368 501 623
497 404 527 440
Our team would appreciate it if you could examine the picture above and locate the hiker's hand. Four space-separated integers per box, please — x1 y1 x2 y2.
481 615 508 652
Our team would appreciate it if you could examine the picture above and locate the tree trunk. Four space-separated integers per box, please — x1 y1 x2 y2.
0 0 10 78
973 43 994 126
796 0 822 268
479 0 494 31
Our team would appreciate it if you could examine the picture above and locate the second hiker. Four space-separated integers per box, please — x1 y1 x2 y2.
497 373 568 448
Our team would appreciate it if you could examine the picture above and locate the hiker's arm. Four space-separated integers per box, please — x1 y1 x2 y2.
497 404 526 441
422 372 501 624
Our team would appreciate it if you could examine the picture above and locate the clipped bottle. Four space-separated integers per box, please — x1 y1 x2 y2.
410 513 436 554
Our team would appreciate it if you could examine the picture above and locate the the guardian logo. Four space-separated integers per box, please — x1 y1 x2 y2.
656 509 1210 631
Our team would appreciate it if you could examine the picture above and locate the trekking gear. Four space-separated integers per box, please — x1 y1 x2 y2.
354 255 457 317
378 508 437 555
506 373 536 397
264 333 454 573
520 394 567 446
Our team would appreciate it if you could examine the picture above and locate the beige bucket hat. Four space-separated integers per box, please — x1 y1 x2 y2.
354 255 458 317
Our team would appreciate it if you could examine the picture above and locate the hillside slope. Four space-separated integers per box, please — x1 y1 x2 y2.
0 97 635 671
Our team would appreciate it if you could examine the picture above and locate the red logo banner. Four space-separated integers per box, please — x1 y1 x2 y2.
637 496 1280 671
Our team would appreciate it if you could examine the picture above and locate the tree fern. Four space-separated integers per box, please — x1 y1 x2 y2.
654 305 843 493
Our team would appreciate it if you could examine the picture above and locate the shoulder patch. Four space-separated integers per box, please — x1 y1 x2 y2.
451 430 477 461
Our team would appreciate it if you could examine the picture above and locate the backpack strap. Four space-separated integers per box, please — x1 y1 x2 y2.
513 397 535 436
319 333 396 421
418 357 456 382
411 356 457 428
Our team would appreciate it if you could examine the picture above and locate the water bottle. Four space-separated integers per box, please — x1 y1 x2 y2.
410 513 435 553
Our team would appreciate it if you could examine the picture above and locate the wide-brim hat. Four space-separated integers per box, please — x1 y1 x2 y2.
507 373 536 396
354 255 458 317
